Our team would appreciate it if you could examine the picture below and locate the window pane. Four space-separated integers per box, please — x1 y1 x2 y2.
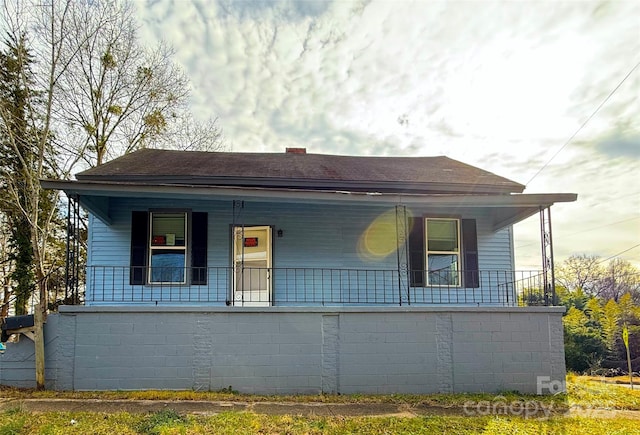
427 219 458 251
151 213 186 246
428 254 459 285
150 250 185 283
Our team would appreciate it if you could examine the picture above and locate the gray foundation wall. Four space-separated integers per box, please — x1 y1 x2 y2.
0 307 566 394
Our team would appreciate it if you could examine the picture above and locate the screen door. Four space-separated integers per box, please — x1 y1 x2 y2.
232 226 272 306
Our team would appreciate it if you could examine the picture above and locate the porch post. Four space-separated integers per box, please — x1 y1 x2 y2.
539 206 556 305
395 205 410 305
64 195 71 301
64 194 81 304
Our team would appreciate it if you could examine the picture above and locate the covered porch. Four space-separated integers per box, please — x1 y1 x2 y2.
42 179 576 308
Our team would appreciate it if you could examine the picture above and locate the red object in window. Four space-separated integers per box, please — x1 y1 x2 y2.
152 235 166 245
244 237 258 247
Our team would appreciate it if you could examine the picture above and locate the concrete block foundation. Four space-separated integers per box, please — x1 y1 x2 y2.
0 306 566 394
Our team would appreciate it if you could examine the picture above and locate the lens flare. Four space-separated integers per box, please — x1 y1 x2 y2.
357 208 414 261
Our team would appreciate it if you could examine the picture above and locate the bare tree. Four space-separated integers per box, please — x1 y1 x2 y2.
599 258 640 302
0 3 67 388
0 0 225 388
151 115 224 152
0 213 14 318
557 254 640 302
556 254 606 295
53 1 222 166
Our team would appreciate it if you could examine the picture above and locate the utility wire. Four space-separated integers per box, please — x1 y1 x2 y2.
525 59 640 186
610 192 640 201
596 243 640 265
594 191 640 204
515 216 640 249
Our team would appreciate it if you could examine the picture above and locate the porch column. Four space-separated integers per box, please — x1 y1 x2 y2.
64 194 82 304
395 205 410 305
539 206 555 305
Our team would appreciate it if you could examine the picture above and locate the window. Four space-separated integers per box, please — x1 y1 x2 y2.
149 212 187 284
408 217 479 288
426 218 460 286
130 211 208 285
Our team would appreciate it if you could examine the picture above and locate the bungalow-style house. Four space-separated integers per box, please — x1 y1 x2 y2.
0 148 575 394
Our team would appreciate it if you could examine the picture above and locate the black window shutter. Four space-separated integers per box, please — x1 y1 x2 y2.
462 219 479 288
191 212 208 285
408 217 425 287
130 211 148 285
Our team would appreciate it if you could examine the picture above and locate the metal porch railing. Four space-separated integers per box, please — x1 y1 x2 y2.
83 266 548 307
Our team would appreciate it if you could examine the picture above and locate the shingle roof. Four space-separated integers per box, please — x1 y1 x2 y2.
76 149 525 194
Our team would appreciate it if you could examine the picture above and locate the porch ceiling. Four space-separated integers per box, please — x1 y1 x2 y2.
41 179 577 231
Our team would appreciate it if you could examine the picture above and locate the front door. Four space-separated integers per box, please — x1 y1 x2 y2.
232 226 272 306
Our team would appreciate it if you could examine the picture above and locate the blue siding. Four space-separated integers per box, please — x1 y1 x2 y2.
86 198 517 306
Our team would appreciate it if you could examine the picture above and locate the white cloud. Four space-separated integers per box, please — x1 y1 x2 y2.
134 0 640 268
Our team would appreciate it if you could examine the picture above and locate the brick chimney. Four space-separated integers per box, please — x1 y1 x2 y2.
286 147 306 154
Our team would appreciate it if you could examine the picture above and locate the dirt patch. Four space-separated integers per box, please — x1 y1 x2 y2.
0 399 465 417
1 397 639 420
1 399 245 415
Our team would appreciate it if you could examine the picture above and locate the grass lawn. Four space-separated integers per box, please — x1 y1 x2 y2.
0 376 639 434
1 410 639 434
566 373 640 410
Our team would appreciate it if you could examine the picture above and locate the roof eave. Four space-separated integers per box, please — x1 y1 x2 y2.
72 176 524 195
41 180 574 229
41 179 574 205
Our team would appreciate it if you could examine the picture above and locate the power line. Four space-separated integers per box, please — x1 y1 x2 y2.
595 191 640 204
563 216 638 238
515 216 640 249
613 192 640 200
525 59 640 186
596 243 640 264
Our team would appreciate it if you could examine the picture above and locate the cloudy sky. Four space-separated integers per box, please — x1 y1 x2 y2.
133 0 639 269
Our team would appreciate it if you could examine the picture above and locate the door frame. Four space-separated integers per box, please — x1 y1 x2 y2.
231 225 273 306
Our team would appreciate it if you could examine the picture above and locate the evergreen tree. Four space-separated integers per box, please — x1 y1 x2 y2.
0 32 57 314
602 299 622 359
563 307 606 372
0 32 36 314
